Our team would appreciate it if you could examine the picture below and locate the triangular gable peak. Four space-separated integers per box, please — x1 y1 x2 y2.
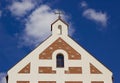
8 36 112 83
8 16 113 83
39 37 81 60
8 35 112 74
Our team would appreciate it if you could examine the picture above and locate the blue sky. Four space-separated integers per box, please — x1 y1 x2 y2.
0 0 120 83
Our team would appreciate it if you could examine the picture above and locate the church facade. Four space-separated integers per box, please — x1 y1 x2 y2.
8 17 113 83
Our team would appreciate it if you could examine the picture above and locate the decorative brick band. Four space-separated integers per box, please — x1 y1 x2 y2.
39 67 56 74
38 81 56 83
91 81 104 83
65 67 82 74
17 81 29 83
65 81 82 83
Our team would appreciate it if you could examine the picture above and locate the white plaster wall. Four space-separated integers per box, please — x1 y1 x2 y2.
52 20 68 36
8 19 112 83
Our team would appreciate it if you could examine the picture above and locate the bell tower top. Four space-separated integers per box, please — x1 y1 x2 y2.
51 12 69 36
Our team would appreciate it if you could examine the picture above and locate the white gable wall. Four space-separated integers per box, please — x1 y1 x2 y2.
8 18 112 83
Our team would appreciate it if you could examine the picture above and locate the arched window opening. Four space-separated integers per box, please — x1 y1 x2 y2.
58 25 62 35
56 53 64 68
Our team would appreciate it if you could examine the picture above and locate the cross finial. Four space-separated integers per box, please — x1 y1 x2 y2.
55 10 63 19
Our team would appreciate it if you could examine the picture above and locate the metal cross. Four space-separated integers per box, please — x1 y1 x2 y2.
55 11 63 18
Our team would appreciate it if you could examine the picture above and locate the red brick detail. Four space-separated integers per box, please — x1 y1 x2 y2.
65 67 82 74
17 81 29 83
18 63 30 73
38 81 56 83
65 81 82 83
91 81 104 83
90 63 102 74
39 38 81 60
39 67 56 74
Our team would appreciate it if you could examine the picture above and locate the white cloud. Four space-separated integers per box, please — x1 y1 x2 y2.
0 73 6 83
83 9 108 26
21 5 56 46
81 1 108 27
19 5 73 47
9 0 36 17
80 1 88 8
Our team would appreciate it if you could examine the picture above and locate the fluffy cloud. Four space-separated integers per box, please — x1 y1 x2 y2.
21 5 56 46
83 9 108 26
19 5 71 47
81 1 108 27
0 73 6 83
9 0 36 17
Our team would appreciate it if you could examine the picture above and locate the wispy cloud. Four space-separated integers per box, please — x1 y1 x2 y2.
0 73 6 83
80 1 88 8
83 9 108 27
9 0 36 17
81 1 108 27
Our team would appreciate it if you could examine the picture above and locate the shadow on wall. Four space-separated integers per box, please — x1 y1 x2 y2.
6 75 8 83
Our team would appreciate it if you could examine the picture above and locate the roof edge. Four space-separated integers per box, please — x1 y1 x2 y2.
51 18 69 31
